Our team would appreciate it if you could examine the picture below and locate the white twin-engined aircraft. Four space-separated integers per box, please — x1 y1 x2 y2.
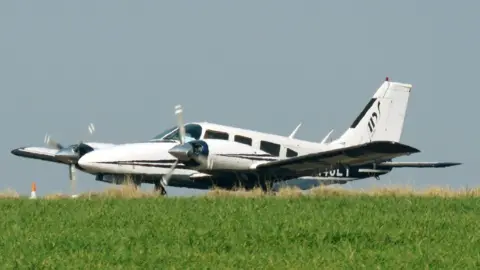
11 78 461 195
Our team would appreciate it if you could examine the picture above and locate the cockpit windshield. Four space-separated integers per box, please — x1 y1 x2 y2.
150 124 203 142
150 126 178 140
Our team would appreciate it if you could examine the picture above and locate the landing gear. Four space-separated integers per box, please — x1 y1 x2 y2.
123 175 142 189
133 179 142 190
154 182 167 196
260 179 275 194
132 182 141 190
254 173 276 195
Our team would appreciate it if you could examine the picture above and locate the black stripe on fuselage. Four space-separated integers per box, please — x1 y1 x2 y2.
93 153 279 166
220 153 274 157
217 154 278 161
96 160 189 169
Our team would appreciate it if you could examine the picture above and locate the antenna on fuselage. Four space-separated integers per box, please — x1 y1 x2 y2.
320 129 334 144
288 122 302 139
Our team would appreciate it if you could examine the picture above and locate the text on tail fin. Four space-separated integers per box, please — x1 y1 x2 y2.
368 101 381 134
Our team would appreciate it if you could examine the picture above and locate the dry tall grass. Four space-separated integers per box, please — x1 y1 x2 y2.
78 184 161 199
206 185 480 198
0 188 20 199
307 185 480 197
1 184 479 199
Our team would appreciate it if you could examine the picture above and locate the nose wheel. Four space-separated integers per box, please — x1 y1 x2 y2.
154 182 167 196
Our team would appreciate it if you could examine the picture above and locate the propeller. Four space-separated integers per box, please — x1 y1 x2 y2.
159 105 211 190
44 134 64 150
175 105 186 145
44 123 96 196
160 105 186 186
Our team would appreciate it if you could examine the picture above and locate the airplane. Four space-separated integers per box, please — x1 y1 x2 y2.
69 78 459 195
11 78 461 196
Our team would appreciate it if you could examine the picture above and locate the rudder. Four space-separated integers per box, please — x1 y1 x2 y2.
332 78 413 146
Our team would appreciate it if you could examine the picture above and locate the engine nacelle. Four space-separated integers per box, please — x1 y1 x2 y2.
54 142 116 164
168 139 272 172
201 153 258 171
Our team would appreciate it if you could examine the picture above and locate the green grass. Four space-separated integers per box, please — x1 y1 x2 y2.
0 195 479 269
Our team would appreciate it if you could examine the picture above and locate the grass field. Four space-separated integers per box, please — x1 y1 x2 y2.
0 186 479 269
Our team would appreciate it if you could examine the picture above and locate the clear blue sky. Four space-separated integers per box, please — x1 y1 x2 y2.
0 1 476 196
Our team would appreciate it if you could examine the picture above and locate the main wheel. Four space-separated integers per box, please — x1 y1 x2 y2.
154 182 167 196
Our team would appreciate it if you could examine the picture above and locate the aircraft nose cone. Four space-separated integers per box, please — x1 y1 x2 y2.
168 143 193 161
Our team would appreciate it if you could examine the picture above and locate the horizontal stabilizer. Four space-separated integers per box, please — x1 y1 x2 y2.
378 161 462 168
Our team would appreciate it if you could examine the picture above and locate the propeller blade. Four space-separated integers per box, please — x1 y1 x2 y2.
175 105 186 144
88 123 95 135
69 164 76 196
44 134 63 150
161 159 179 186
79 123 96 145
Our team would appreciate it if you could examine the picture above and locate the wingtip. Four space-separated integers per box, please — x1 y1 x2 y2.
393 141 421 153
11 147 25 156
369 141 421 154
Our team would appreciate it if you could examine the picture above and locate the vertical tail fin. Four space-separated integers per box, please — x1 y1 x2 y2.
332 78 413 146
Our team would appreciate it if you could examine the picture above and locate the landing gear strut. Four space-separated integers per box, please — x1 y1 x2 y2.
259 178 275 194
154 182 167 196
254 173 276 194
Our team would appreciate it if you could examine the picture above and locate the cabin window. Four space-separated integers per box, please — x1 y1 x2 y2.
286 148 298 157
260 141 281 156
234 135 252 146
204 129 229 140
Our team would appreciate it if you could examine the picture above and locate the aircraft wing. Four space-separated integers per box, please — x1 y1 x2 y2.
377 161 462 168
11 146 69 165
254 141 420 177
11 142 117 165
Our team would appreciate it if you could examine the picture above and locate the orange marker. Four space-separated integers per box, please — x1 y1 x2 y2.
30 182 37 199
